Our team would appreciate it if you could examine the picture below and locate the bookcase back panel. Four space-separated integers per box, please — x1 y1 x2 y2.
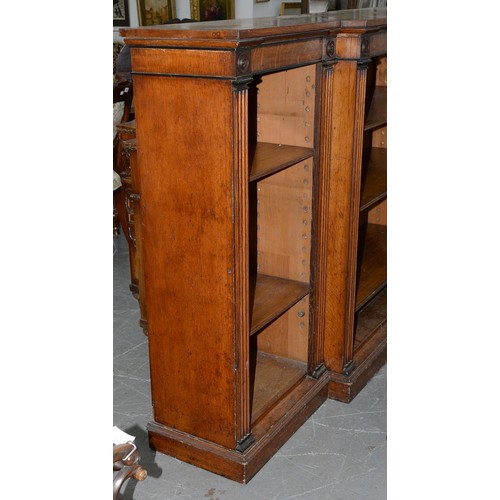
256 160 312 283
366 55 387 88
256 296 309 363
256 65 316 148
376 56 387 86
371 126 387 148
367 199 387 225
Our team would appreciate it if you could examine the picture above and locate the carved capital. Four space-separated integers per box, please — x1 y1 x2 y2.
232 76 253 92
357 57 372 69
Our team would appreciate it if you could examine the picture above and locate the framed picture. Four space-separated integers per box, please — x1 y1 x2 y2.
137 0 176 26
113 0 130 26
190 0 235 21
280 2 302 15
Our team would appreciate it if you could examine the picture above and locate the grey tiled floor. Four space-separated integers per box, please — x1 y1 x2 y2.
113 233 387 499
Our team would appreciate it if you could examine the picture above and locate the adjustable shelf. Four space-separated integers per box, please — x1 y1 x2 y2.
250 274 309 336
249 142 314 182
364 86 387 131
360 148 387 212
354 287 387 354
355 223 387 311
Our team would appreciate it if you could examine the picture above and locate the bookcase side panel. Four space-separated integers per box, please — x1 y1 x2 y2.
134 74 239 449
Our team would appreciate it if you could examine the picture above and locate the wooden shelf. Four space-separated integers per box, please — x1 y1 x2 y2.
251 351 306 424
360 147 387 212
354 286 386 352
250 274 309 336
249 142 314 182
355 223 386 311
364 86 387 131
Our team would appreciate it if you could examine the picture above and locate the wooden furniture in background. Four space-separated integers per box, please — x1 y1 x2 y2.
324 19 387 401
116 125 148 334
121 8 387 483
113 80 134 236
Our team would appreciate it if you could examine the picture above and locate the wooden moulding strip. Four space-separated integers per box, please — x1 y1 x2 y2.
147 371 329 483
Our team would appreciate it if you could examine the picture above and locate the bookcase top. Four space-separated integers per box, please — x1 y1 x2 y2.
121 8 386 48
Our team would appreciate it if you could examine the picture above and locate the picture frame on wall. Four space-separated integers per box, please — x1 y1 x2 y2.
113 0 130 26
137 0 176 26
280 2 302 15
190 0 235 21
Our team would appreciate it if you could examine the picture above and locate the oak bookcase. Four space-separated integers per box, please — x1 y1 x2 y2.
121 8 387 483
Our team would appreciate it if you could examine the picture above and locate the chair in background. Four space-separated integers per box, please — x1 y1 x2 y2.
113 442 147 500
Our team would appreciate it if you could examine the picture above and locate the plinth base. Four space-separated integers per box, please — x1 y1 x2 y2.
148 371 329 483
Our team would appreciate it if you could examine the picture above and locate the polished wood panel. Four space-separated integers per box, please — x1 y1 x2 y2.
131 47 236 78
134 75 239 449
251 39 323 73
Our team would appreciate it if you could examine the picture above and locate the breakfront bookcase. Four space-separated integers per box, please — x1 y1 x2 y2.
121 8 386 483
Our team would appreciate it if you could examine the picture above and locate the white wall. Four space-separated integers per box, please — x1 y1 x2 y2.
250 1 283 18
